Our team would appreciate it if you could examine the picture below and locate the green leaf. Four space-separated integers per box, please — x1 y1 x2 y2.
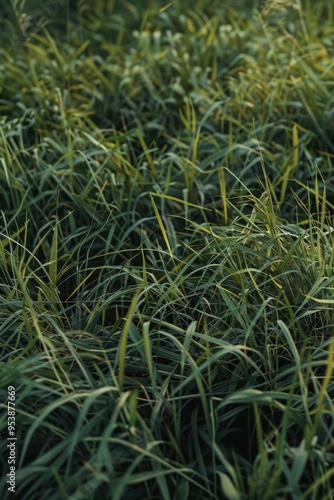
218 472 240 500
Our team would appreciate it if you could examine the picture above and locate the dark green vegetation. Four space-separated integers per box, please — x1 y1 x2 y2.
0 0 334 498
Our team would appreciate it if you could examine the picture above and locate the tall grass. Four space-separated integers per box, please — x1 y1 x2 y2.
0 0 333 498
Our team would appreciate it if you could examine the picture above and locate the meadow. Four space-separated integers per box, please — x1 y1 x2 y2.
0 0 334 498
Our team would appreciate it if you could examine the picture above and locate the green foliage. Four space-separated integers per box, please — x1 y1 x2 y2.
0 0 334 498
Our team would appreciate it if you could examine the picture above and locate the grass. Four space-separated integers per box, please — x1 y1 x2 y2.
0 0 334 498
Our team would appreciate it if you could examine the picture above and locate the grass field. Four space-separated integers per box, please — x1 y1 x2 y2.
0 0 334 498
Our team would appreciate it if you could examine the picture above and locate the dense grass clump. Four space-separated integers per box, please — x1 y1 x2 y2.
0 1 334 498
